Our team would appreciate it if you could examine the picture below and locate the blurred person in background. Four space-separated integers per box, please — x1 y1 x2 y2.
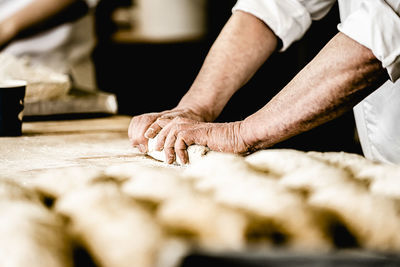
0 0 100 91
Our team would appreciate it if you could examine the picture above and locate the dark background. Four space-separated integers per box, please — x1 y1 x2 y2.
92 1 362 154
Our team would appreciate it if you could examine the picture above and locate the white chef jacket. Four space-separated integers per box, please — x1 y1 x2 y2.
233 0 400 164
0 0 99 91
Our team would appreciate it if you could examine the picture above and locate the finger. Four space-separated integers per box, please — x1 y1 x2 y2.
128 116 143 142
176 148 188 165
175 132 193 165
138 144 147 153
144 117 170 139
153 119 176 151
144 122 162 139
129 114 159 150
164 132 178 164
156 117 173 127
154 127 169 151
129 118 147 149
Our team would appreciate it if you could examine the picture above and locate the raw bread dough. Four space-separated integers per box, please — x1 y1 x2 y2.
157 191 248 250
55 183 164 267
308 151 400 199
121 165 190 203
245 149 330 176
29 167 105 199
309 187 400 251
184 152 333 251
0 179 73 267
0 52 70 102
4 134 400 258
147 135 209 165
247 149 400 251
0 202 73 267
0 178 42 203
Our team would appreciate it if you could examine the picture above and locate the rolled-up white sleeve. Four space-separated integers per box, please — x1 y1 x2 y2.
232 0 336 51
232 0 312 51
338 0 400 82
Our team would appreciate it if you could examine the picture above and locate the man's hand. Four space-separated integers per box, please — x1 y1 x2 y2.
128 108 206 153
153 118 251 164
128 11 279 159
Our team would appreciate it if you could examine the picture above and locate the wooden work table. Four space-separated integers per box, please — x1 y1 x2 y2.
0 115 169 182
2 115 400 267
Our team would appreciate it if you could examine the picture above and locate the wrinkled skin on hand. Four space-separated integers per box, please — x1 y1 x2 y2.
128 108 205 153
153 117 250 164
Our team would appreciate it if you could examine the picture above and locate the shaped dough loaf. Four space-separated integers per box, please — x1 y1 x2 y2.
55 184 163 267
0 179 72 267
184 152 333 251
307 151 400 199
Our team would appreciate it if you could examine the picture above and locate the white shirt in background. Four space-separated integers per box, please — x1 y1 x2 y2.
232 0 400 164
0 0 99 91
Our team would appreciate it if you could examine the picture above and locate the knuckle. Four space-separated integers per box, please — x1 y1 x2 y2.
169 124 180 133
173 116 184 122
176 131 185 139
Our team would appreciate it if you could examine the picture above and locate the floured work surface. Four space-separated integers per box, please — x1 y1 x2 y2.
1 115 400 267
0 115 178 181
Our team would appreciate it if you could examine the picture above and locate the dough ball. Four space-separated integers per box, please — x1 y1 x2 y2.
0 202 73 267
157 192 248 250
29 167 105 199
122 165 189 204
55 184 164 267
0 178 42 203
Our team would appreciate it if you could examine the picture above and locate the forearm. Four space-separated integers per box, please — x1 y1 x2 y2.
176 11 278 122
242 32 388 151
0 0 86 47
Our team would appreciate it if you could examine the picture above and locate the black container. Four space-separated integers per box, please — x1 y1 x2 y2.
0 80 26 136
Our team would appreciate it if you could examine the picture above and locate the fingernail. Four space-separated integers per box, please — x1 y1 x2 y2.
139 144 146 153
144 128 154 138
155 143 162 151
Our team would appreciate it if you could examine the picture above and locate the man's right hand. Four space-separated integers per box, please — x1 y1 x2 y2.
128 11 280 154
128 108 206 153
